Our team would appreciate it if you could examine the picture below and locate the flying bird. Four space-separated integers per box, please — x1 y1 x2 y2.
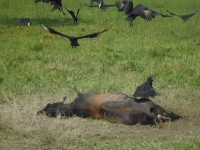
66 6 81 24
34 0 66 15
133 76 158 99
166 10 196 21
116 0 171 26
41 24 108 48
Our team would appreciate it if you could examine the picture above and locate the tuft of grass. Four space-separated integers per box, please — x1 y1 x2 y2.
31 43 43 52
172 140 200 150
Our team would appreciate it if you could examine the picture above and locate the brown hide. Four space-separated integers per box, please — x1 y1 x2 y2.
68 93 158 125
38 93 181 126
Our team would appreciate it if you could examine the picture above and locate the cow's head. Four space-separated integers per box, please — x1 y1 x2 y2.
37 96 67 117
37 102 65 117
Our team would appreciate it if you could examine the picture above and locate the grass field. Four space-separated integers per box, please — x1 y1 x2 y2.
0 0 200 149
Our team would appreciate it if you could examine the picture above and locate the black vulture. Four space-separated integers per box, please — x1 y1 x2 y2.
34 0 66 15
166 10 196 21
133 76 158 99
66 6 81 24
18 18 32 27
41 24 108 48
90 0 104 6
116 0 171 26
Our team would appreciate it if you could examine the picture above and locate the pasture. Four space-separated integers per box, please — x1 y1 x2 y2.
0 0 200 149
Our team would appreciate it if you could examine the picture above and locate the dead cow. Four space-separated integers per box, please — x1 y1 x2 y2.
37 93 181 126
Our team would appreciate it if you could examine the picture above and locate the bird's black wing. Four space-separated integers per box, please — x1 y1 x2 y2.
133 83 157 98
123 1 133 15
166 10 179 16
166 10 196 21
66 9 76 19
35 0 62 10
116 0 125 11
51 0 62 11
133 83 147 98
35 0 65 14
131 4 171 21
181 12 196 21
133 76 158 98
76 29 108 39
41 24 70 39
76 6 82 17
116 0 131 11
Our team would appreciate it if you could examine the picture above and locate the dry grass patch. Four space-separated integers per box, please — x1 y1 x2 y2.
0 88 200 149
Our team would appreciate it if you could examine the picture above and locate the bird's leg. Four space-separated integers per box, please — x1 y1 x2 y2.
59 8 66 15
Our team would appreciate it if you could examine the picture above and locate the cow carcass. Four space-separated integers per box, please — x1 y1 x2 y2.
37 93 181 126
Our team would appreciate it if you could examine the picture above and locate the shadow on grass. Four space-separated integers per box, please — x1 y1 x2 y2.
0 78 3 85
0 17 95 27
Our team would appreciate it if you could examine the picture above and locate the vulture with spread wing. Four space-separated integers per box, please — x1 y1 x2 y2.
116 0 171 26
42 24 108 48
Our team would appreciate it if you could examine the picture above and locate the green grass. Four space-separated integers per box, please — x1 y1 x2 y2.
0 0 200 149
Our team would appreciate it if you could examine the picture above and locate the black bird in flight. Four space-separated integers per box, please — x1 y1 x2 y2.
41 24 108 48
166 10 196 22
116 0 171 26
133 76 158 99
34 0 66 15
66 6 81 24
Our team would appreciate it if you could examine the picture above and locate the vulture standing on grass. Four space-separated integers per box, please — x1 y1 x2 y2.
166 10 196 21
41 24 108 48
116 0 171 26
34 0 66 15
66 6 82 24
90 0 104 6
133 76 158 99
